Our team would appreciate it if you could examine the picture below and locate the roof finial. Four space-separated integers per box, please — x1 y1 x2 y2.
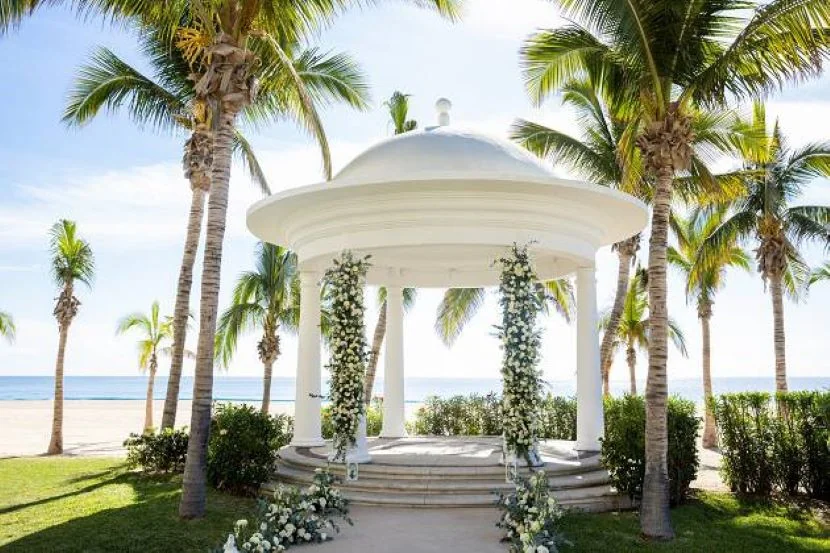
436 98 452 126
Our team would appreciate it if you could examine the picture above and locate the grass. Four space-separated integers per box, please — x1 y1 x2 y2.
0 457 255 552
0 457 827 552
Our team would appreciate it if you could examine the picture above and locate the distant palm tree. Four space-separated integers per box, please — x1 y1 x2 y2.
117 301 177 432
0 311 15 343
47 220 94 455
701 104 830 392
436 279 574 346
599 269 687 396
668 209 750 447
63 27 369 432
215 243 300 414
364 91 418 403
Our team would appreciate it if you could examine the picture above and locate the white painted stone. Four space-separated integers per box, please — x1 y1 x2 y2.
576 265 603 451
381 286 406 438
291 271 324 447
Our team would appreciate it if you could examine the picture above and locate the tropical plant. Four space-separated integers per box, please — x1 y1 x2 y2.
701 104 830 393
0 311 15 343
163 0 459 519
810 262 830 286
63 26 369 433
436 279 573 347
668 209 750 447
523 0 830 537
215 243 299 413
363 90 418 403
116 301 176 432
47 219 94 455
599 269 688 396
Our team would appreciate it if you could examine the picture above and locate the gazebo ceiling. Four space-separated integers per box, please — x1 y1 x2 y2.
247 104 648 287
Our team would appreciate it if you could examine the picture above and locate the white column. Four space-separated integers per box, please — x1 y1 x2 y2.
576 265 603 451
291 270 324 447
380 285 406 438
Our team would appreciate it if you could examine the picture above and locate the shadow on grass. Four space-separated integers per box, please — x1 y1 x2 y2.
2 471 255 553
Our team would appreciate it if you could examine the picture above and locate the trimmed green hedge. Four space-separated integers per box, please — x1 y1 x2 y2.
601 395 700 506
713 391 830 499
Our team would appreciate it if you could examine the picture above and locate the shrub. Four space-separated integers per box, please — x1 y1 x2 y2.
208 403 293 494
601 395 700 506
539 395 577 441
217 469 351 553
714 393 776 495
322 399 382 439
496 470 571 553
124 427 189 473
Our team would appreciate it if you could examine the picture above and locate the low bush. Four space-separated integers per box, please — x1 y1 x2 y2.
124 427 189 473
321 398 382 439
496 470 571 553
208 403 293 495
714 391 830 499
601 395 700 506
539 395 577 441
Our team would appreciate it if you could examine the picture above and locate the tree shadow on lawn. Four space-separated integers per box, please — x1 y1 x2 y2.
561 492 829 553
2 471 256 553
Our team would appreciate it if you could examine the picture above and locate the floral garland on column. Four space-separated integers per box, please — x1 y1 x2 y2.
324 251 370 462
497 243 543 463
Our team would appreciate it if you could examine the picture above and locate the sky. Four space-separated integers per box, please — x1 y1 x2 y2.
1 0 829 387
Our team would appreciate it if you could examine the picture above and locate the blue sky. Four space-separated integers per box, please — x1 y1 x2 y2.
1 0 829 386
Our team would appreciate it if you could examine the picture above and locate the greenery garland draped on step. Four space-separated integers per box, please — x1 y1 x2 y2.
324 251 370 461
497 244 544 463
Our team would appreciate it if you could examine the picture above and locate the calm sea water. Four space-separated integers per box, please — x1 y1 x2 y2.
0 376 827 404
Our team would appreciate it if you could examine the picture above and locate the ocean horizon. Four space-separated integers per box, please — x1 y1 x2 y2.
0 375 827 404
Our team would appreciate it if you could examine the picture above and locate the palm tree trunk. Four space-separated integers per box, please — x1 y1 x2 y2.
641 164 674 539
47 324 69 455
179 104 237 520
601 244 636 395
626 342 637 396
700 313 717 448
161 186 207 430
145 354 158 433
770 272 788 393
363 300 387 403
262 360 274 414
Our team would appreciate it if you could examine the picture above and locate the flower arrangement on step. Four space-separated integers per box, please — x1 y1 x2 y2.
324 251 371 462
219 469 352 553
496 243 544 464
496 470 571 553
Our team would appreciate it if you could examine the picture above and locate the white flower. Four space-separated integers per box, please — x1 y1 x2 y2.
220 428 228 436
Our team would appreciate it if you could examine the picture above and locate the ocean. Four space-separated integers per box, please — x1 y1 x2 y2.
0 376 827 404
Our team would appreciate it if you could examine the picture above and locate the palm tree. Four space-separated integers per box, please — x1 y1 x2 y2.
47 220 94 455
168 0 460 519
668 209 750 447
702 104 830 393
436 279 574 346
810 262 830 286
363 91 418 403
63 27 369 432
599 269 687 396
117 301 176 432
523 1 830 537
0 311 15 343
215 243 299 414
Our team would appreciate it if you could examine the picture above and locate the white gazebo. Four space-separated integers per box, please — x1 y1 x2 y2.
247 99 647 458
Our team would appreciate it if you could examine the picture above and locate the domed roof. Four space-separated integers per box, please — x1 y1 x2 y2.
334 126 554 185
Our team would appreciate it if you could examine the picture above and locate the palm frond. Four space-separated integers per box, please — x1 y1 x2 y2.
49 219 95 289
232 130 270 195
435 287 487 346
0 310 16 343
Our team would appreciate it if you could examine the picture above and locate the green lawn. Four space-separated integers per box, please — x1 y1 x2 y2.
0 457 827 552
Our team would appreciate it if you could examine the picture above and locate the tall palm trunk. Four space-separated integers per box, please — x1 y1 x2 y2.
180 53 248 515
769 272 788 393
161 185 207 430
259 330 279 414
47 323 69 455
145 353 158 433
640 164 674 539
601 237 638 395
363 300 387 403
626 342 637 396
699 307 716 447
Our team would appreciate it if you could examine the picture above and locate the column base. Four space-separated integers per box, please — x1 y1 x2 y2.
290 437 326 448
574 440 601 452
379 426 407 439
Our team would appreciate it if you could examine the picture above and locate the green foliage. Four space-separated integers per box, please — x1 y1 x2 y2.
714 391 830 499
601 396 700 506
207 404 293 495
539 395 577 441
322 399 383 439
49 219 94 290
124 428 189 473
497 471 571 553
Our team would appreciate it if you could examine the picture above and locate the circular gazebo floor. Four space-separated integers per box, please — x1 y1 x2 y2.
266 437 630 512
